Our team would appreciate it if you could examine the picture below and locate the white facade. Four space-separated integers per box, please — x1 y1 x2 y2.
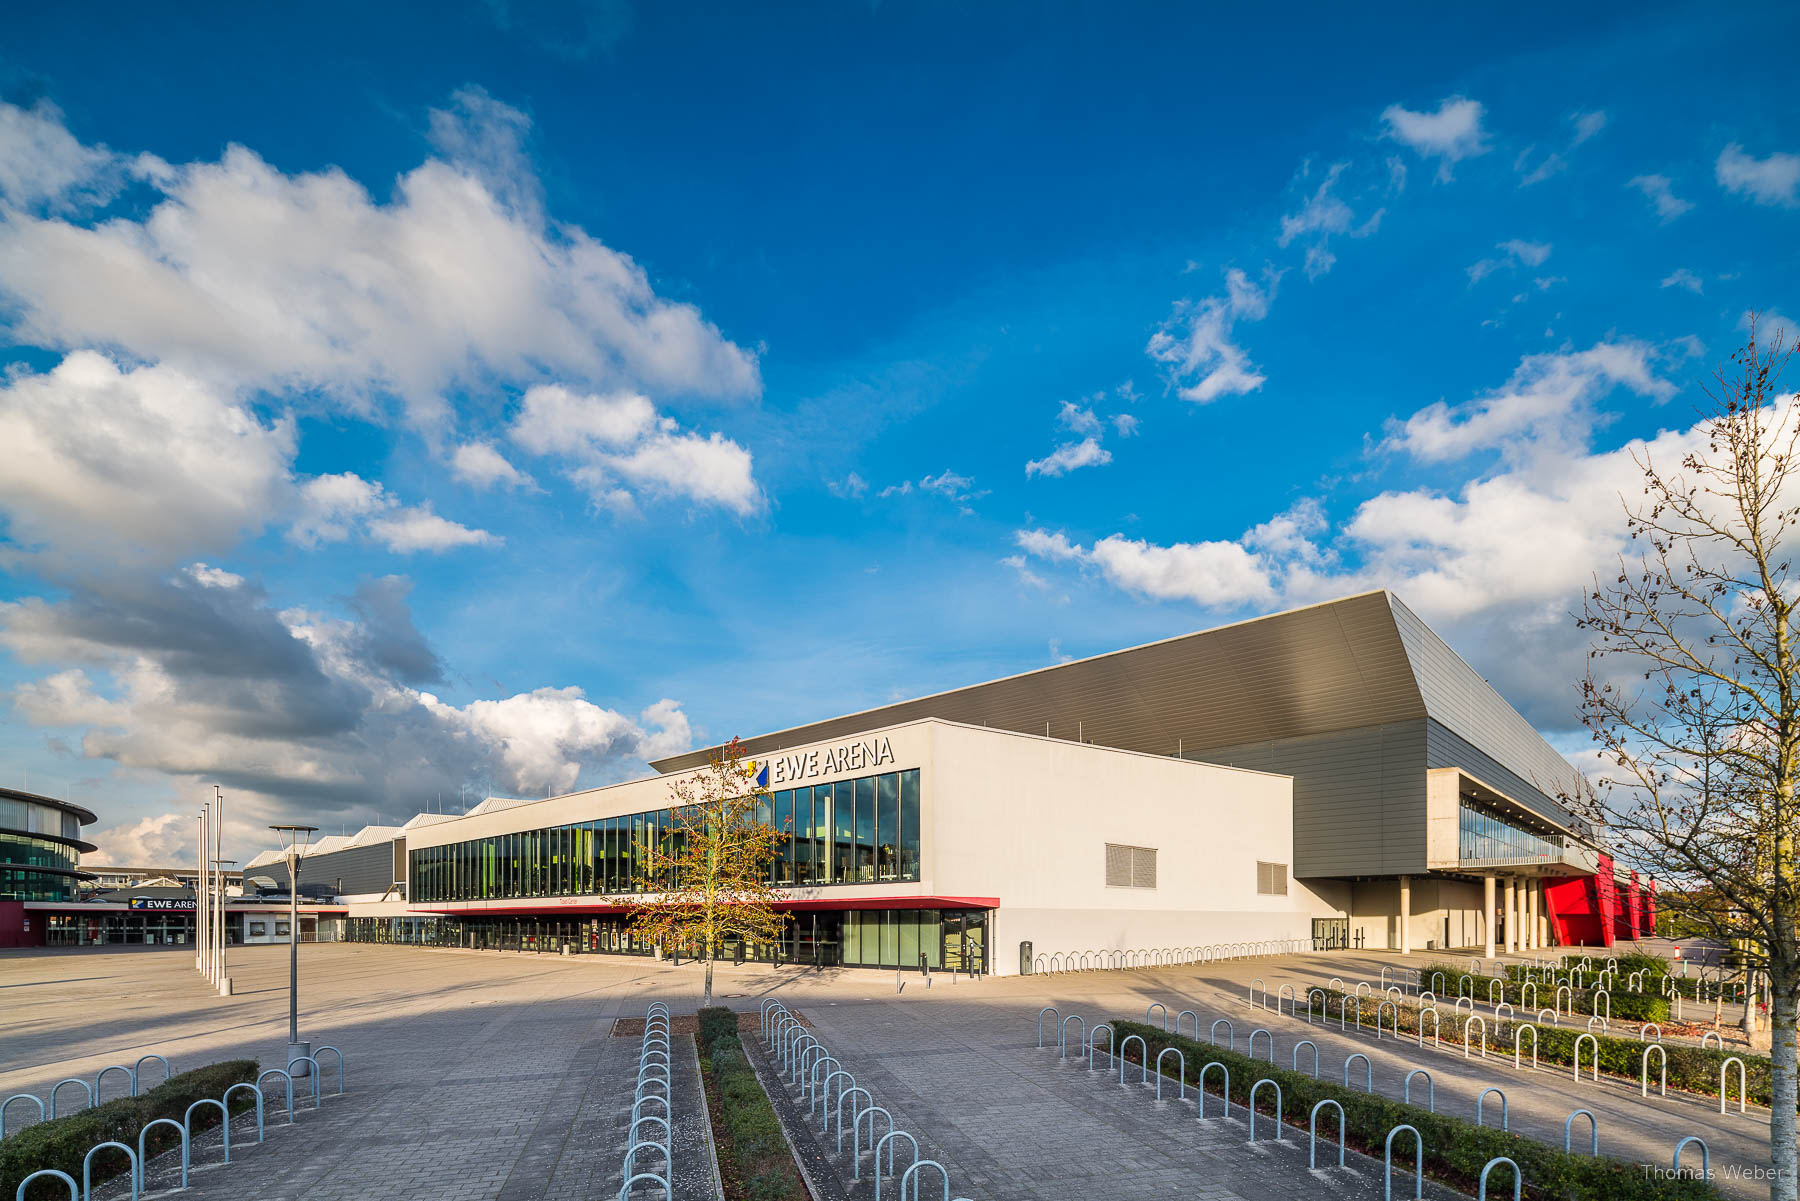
398 717 1343 975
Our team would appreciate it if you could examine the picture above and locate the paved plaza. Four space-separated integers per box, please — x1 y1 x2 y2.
0 943 1779 1199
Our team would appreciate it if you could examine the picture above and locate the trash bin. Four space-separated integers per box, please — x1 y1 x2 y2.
1019 940 1033 976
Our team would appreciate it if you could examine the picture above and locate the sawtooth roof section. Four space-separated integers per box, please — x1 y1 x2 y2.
651 590 1432 773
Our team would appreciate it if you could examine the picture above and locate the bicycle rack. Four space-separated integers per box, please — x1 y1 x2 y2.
1569 1029 1598 1087
835 1087 872 1152
1059 1014 1086 1060
256 1069 296 1125
873 1129 920 1200
1292 1040 1318 1077
82 1141 139 1201
185 1098 231 1164
1154 1048 1185 1101
1247 1078 1282 1143
1209 1019 1233 1051
1146 1002 1168 1030
1197 1061 1229 1119
1565 1108 1597 1154
1478 1156 1521 1200
1343 1053 1372 1093
1037 1007 1059 1049
853 1105 893 1178
1174 1009 1200 1040
1476 1087 1507 1131
1642 1043 1667 1097
49 1078 93 1119
1377 1000 1398 1040
1462 1014 1487 1059
1384 1124 1422 1201
138 1118 189 1188
1721 1057 1747 1115
2 1093 45 1140
1118 1035 1148 1086
1087 1025 1115 1072
14 1170 78 1200
1309 1099 1345 1169
1247 1029 1273 1062
620 1004 672 1201
96 1065 135 1102
1402 1068 1432 1111
1673 1135 1709 1179
133 1055 171 1096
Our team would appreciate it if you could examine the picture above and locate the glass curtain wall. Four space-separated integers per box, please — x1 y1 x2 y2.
411 768 921 904
1458 801 1561 863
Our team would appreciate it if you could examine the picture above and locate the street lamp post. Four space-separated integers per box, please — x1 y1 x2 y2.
271 824 317 1077
196 808 208 975
214 858 236 996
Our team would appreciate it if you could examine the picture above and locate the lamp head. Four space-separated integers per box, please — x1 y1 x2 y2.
270 824 318 857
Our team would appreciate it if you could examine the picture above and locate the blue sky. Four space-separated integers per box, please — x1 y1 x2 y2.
0 1 1795 862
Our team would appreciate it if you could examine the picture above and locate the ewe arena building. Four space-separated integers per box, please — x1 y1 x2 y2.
296 590 1648 976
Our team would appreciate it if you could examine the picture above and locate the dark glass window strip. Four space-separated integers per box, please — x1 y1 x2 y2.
409 768 921 904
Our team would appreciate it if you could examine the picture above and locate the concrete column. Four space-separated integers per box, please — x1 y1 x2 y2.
1513 877 1525 954
1502 877 1516 955
1483 873 1496 960
1398 875 1411 956
1525 880 1537 951
1537 880 1549 947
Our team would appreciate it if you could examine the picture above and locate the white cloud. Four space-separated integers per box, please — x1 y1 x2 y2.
451 441 533 490
1517 151 1566 187
1382 341 1670 464
1467 240 1552 284
1147 267 1276 403
1057 401 1102 435
1380 97 1488 180
1014 528 1083 562
0 93 760 429
919 470 979 502
1026 437 1112 478
827 472 869 499
1001 554 1048 590
291 472 497 552
1570 111 1608 146
421 689 691 797
508 383 761 515
1113 413 1140 437
0 351 294 565
1277 161 1384 279
0 100 124 211
877 481 914 498
1661 269 1704 294
1716 143 1800 209
1627 174 1694 222
84 811 195 867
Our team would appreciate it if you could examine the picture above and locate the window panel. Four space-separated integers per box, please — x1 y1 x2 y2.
900 770 920 881
834 781 854 883
876 773 899 882
854 777 876 883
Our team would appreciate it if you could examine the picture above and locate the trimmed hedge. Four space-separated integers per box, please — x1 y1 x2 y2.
1 1060 259 1200
1111 1020 1718 1201
1423 961 1671 1023
697 1008 806 1201
1321 985 1779 1108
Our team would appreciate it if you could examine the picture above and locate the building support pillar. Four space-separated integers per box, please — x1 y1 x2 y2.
1537 880 1549 948
1398 875 1411 956
1525 879 1537 952
1502 876 1516 955
1483 873 1496 960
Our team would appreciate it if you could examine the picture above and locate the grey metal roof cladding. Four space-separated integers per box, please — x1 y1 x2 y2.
653 589 1569 775
651 590 1434 772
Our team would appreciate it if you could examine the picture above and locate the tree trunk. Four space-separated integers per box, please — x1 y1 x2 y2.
1772 990 1798 1201
704 955 714 1009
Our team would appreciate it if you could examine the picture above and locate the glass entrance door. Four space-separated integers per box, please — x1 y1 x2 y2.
941 911 988 973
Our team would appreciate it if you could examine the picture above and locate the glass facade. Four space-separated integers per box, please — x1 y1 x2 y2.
1459 801 1562 864
337 905 990 971
410 768 921 904
0 832 84 901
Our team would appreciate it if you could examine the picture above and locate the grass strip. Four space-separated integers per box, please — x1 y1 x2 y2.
697 1007 809 1201
1110 1020 1718 1201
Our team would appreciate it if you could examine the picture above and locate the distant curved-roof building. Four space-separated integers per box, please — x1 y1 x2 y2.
0 786 98 902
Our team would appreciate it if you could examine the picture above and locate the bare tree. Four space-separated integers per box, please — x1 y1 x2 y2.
1575 317 1799 1198
627 737 788 1008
